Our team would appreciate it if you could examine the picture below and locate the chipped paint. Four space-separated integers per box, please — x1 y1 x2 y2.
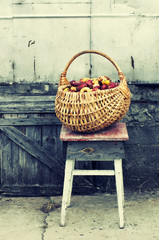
60 123 129 141
28 40 35 47
0 0 159 84
131 56 135 69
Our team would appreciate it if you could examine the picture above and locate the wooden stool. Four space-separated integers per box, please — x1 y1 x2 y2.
60 123 129 228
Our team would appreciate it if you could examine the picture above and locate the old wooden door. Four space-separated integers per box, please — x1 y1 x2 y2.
0 89 66 196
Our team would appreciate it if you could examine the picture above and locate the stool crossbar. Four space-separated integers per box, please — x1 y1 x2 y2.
60 123 129 229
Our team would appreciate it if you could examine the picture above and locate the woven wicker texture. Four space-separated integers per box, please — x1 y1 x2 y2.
55 50 131 132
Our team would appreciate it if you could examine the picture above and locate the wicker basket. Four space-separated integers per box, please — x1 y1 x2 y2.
55 50 131 133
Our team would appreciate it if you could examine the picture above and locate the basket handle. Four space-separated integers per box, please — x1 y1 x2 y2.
59 50 125 86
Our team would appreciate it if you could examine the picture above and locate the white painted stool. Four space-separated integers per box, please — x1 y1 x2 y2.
60 123 129 228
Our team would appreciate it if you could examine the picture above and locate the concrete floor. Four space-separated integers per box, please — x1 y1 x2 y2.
0 190 159 240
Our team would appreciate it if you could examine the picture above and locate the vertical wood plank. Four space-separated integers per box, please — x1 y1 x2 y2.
25 125 41 185
55 125 65 185
3 114 21 186
11 140 20 185
41 125 57 186
56 125 64 164
0 130 2 186
1 132 13 186
18 126 27 185
31 125 43 186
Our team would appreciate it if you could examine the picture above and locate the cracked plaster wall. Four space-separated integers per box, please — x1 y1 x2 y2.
0 0 159 84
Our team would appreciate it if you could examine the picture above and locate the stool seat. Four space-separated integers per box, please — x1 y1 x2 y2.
60 123 129 229
60 123 129 142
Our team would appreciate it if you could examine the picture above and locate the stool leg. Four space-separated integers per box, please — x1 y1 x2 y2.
67 159 75 207
120 162 125 207
114 159 124 229
61 159 75 227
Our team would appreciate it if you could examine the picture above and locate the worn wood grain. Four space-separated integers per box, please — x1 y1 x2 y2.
0 132 13 186
73 169 115 176
0 96 55 113
0 126 64 172
66 141 125 161
0 83 57 96
26 126 39 184
18 126 27 185
0 134 2 185
0 116 61 126
41 125 59 185
11 140 20 185
0 184 98 197
0 82 128 195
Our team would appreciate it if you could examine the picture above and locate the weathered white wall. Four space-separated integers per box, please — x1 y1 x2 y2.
0 0 159 84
